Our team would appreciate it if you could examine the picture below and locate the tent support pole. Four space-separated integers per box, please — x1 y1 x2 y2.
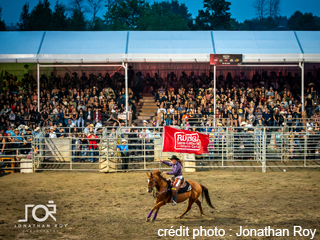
299 62 305 113
213 65 216 127
37 63 40 113
123 62 128 126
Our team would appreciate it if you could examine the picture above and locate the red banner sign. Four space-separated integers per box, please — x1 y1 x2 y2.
162 126 209 155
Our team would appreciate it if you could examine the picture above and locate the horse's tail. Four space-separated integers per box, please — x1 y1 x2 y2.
200 184 214 209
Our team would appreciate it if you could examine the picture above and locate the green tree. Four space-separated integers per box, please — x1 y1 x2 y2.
89 16 106 30
87 0 104 24
105 0 120 11
104 0 149 30
17 2 30 30
0 5 6 31
288 11 320 30
156 0 192 27
266 0 280 19
240 17 278 30
137 1 191 30
67 0 89 13
138 12 189 30
229 18 240 30
194 0 232 30
52 1 68 30
252 0 266 19
28 0 52 30
68 9 87 30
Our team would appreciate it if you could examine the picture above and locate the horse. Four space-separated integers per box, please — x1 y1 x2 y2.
146 170 214 222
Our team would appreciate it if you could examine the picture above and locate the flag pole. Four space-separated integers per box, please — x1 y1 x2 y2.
159 126 165 170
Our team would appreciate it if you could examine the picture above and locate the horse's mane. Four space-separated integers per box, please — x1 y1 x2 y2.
152 170 171 197
152 170 166 182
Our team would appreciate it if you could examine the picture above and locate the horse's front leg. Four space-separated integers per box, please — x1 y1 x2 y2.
146 209 154 222
146 201 166 222
146 199 159 222
151 208 160 223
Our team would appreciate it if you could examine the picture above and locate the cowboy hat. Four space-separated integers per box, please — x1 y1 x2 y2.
121 139 127 142
170 155 180 161
35 127 40 131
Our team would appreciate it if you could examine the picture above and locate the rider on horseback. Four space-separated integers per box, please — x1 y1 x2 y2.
160 155 183 206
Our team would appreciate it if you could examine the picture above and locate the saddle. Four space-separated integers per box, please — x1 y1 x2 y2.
167 178 192 194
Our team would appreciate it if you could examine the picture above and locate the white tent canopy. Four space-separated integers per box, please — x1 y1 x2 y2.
38 31 128 63
127 31 213 62
295 31 320 62
0 30 319 63
213 31 303 63
0 31 45 62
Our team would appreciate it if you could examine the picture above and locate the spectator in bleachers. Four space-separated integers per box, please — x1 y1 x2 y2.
93 108 101 123
5 133 15 156
305 94 314 119
85 107 93 123
0 133 5 155
49 127 57 138
79 134 88 162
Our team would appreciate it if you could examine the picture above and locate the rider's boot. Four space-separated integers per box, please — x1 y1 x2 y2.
172 189 177 206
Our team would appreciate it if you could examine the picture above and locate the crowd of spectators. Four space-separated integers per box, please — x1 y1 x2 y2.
0 70 141 131
0 69 142 157
151 70 320 131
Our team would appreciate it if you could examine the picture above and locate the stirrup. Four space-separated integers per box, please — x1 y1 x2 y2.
172 200 177 206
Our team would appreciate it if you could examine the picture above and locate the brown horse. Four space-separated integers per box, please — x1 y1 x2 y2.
146 170 214 222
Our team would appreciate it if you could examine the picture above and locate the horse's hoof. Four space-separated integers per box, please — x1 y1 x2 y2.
146 218 150 222
150 219 155 223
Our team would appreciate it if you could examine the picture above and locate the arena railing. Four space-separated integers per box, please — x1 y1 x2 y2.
12 112 133 127
0 136 33 173
12 112 318 130
183 126 320 171
2 125 319 173
283 117 319 126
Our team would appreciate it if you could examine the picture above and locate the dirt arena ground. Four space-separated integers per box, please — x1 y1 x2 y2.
0 169 320 240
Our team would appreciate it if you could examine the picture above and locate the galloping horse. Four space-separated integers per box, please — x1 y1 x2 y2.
146 170 214 222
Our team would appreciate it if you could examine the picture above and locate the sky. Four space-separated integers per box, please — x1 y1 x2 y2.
1 0 320 26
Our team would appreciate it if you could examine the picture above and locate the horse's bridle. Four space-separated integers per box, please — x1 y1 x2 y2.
147 174 156 192
147 175 159 198
147 173 169 199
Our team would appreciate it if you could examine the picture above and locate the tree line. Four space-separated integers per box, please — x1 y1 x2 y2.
0 0 319 31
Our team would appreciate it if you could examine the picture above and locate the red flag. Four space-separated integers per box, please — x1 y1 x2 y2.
162 126 209 155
